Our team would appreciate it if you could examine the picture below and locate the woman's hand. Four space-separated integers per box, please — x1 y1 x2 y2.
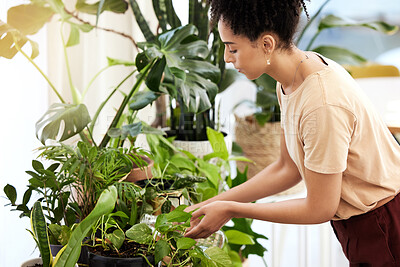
184 201 235 239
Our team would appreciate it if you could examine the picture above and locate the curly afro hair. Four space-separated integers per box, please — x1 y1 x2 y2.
208 0 309 49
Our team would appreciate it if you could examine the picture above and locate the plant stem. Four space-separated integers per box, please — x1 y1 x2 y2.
305 31 321 51
98 60 155 148
88 69 137 137
12 36 65 103
60 23 80 104
82 65 111 100
296 0 331 47
63 7 139 50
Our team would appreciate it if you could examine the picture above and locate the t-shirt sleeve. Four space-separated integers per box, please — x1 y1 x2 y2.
300 105 356 174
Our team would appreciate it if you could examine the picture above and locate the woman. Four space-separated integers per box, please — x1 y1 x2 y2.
184 0 400 266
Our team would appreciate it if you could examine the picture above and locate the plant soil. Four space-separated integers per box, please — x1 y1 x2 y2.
89 240 150 258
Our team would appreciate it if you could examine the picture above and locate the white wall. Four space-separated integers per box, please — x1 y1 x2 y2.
0 2 48 265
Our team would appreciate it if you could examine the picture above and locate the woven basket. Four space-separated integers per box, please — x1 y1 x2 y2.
235 115 305 196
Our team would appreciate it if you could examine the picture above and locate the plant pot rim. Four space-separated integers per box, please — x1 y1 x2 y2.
88 250 155 263
20 257 78 267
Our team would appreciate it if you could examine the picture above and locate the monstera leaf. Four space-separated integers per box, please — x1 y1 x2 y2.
138 24 220 113
35 103 91 144
0 20 39 59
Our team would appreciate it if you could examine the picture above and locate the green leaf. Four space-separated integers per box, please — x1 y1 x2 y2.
164 0 181 28
225 230 255 245
4 184 17 205
227 250 243 267
146 56 166 92
7 4 54 35
66 23 80 47
53 186 118 267
31 202 52 267
169 154 196 172
318 14 399 35
197 159 221 189
155 239 170 263
176 237 196 250
129 91 159 111
206 127 229 160
32 160 45 172
22 188 33 205
312 45 367 66
129 0 156 42
231 167 248 188
125 223 153 244
165 210 191 223
107 56 135 66
35 103 91 145
107 229 125 250
204 246 232 266
76 0 128 15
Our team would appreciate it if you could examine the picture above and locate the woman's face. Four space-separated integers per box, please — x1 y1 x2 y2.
218 20 267 80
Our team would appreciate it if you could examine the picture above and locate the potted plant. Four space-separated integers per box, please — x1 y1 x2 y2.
21 185 117 267
1 15 161 252
234 0 398 186
127 0 238 140
145 127 269 266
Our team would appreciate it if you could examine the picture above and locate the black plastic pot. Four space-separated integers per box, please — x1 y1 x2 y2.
50 244 89 265
88 252 157 267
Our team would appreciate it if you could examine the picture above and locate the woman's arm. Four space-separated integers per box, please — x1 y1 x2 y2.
187 129 302 210
185 168 342 239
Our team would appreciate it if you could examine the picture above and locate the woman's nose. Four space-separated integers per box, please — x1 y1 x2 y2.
224 49 233 63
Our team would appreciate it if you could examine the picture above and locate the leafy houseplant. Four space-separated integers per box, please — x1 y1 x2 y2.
126 0 238 141
145 128 269 266
22 186 117 267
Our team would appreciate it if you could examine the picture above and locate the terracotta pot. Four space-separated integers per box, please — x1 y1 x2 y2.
125 155 154 183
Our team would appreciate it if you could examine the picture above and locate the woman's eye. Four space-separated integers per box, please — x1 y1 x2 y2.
229 50 237 54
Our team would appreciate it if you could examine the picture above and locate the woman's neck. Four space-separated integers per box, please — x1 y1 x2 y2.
267 47 310 95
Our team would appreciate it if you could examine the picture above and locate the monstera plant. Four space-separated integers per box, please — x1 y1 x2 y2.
127 0 236 141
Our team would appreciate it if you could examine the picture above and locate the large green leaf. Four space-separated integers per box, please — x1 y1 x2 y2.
35 103 91 145
155 239 170 264
125 223 153 244
31 202 52 267
318 15 399 35
76 0 128 14
204 247 232 267
312 45 367 65
7 4 54 35
176 237 196 250
0 20 39 59
53 186 118 267
141 24 220 113
225 230 255 245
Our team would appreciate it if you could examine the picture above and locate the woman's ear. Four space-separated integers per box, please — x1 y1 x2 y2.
261 34 276 54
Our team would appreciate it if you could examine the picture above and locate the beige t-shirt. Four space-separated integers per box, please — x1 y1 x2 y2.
278 56 400 220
